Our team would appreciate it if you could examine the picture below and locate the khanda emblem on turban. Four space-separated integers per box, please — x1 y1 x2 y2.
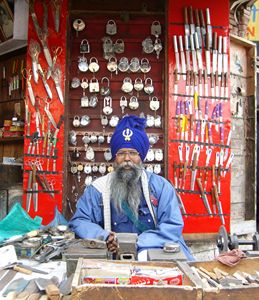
122 128 133 141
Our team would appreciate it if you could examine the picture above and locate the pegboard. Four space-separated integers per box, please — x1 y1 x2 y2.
22 0 68 225
167 0 231 233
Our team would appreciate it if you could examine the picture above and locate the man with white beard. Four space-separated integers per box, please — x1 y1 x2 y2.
69 115 194 260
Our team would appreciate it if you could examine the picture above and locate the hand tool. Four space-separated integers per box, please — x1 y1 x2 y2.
177 193 187 215
222 36 228 75
44 98 57 129
184 35 191 71
42 0 48 35
190 145 200 190
213 185 225 225
217 36 223 81
206 8 212 49
197 178 213 216
29 0 42 39
195 32 203 72
183 7 190 37
189 6 195 35
204 148 212 190
51 65 64 104
32 164 38 212
38 69 53 99
173 69 179 101
182 145 190 189
212 32 218 76
47 46 62 80
26 170 33 212
52 0 62 33
22 69 35 106
29 40 41 84
190 34 198 74
224 130 232 161
173 35 180 80
178 145 183 188
223 152 234 177
173 161 178 189
205 34 211 76
199 9 206 45
195 9 203 48
179 36 186 80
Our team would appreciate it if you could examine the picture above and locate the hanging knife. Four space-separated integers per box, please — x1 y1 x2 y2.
222 36 228 75
182 145 190 189
190 34 198 74
205 33 211 76
195 9 203 48
44 104 57 129
213 185 225 225
195 32 203 72
173 35 180 80
52 65 64 104
224 129 232 161
52 0 62 33
47 46 62 80
197 177 213 216
26 171 33 212
173 69 179 101
190 146 200 190
29 40 41 84
184 35 191 71
184 7 190 37
206 8 213 49
177 193 187 215
189 6 195 35
212 32 218 76
38 69 53 99
217 36 223 81
42 0 48 35
22 69 35 106
29 0 42 39
32 165 38 212
173 161 178 189
179 36 186 80
199 9 206 46
223 152 234 177
39 32 53 68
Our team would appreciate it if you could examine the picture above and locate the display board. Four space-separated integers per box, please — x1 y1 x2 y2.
22 0 68 224
167 0 231 233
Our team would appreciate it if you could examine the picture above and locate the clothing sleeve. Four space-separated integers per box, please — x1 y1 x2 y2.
68 185 110 241
137 174 194 261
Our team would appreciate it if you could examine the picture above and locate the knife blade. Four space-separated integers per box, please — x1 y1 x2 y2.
222 36 228 74
212 32 218 75
43 80 53 99
197 177 213 216
179 36 186 80
212 185 225 225
206 8 212 49
17 263 49 275
190 34 198 74
27 81 35 106
54 81 64 104
32 165 38 212
205 33 211 76
26 171 33 212
195 32 203 71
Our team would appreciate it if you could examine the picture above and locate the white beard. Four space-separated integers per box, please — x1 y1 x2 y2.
110 161 142 217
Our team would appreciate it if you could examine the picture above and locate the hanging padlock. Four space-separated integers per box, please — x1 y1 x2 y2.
72 116 81 127
89 57 100 73
89 95 98 108
101 115 109 127
70 163 78 174
106 19 117 35
114 39 125 54
103 96 113 115
80 39 90 54
73 19 85 37
120 96 127 114
81 95 89 107
109 115 119 127
134 78 144 92
144 78 154 95
78 56 88 72
100 77 110 96
104 149 112 161
85 146 95 161
149 96 160 111
151 21 162 37
121 77 133 93
128 96 139 110
140 58 151 73
89 78 100 93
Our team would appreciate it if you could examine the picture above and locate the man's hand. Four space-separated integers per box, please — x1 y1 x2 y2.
106 232 119 253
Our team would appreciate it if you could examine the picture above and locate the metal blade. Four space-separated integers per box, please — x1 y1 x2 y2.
28 83 35 106
43 81 53 99
55 83 64 104
43 46 53 67
32 61 38 83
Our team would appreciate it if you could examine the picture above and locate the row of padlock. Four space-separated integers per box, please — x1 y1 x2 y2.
69 130 160 147
77 56 152 74
70 145 164 163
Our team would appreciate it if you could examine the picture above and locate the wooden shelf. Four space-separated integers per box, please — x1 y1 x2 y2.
0 136 24 143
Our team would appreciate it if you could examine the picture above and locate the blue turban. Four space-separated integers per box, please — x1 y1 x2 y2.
110 115 150 161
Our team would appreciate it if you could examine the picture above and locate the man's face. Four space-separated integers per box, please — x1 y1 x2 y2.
114 147 141 168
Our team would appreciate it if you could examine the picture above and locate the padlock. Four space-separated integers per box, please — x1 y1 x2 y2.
84 163 92 174
100 77 110 96
121 77 133 93
89 95 98 108
109 115 119 127
146 149 155 162
114 39 125 54
78 56 88 72
69 130 77 145
120 96 127 114
140 58 151 73
144 77 154 95
118 57 129 72
154 115 162 128
85 146 95 161
85 175 93 186
149 96 160 111
146 115 155 127
70 163 78 174
151 20 162 37
128 96 139 110
81 78 88 89
155 149 163 161
81 96 89 107
134 78 144 91
89 57 100 73
89 78 100 93
77 163 84 172
72 147 80 159
104 149 112 161
101 115 109 127
103 96 113 115
99 163 107 175
107 164 114 173
146 164 154 173
107 56 118 73
82 133 90 144
129 57 140 73
73 19 85 35
106 19 117 35
92 164 99 173
71 77 80 88
80 115 91 127
90 133 98 143
72 116 80 127
142 37 154 54
80 39 90 54
103 37 114 59
153 164 161 174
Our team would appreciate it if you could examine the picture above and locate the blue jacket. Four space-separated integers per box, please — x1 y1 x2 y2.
69 171 194 261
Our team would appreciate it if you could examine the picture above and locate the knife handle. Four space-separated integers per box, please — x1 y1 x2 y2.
213 32 218 50
206 33 210 50
184 7 188 24
192 152 198 170
195 9 200 26
199 9 205 27
13 265 32 275
189 6 194 24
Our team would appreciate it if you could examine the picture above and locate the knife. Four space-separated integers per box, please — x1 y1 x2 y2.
16 263 49 275
178 36 186 80
54 80 64 104
184 35 191 71
190 146 199 190
190 34 198 74
195 9 203 48
183 7 190 36
212 32 218 76
199 9 206 46
189 6 195 35
26 171 33 212
212 185 225 225
206 8 213 49
195 33 203 72
222 36 228 75
32 165 38 212
173 35 180 79
27 80 36 106
217 36 223 81
197 177 213 216
205 33 211 76
223 152 234 177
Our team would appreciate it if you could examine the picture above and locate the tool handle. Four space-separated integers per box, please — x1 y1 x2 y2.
199 9 205 27
184 7 188 24
195 9 200 26
13 265 32 275
189 6 194 24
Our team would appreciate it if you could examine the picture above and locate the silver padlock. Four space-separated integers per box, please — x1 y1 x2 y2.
106 20 117 35
100 77 110 96
81 95 89 107
89 95 98 108
128 96 139 110
103 96 113 115
89 57 100 73
151 20 162 37
121 77 133 93
101 115 109 127
72 116 80 127
120 96 127 114
144 78 154 95
78 56 88 72
114 39 125 54
89 78 100 93
80 39 90 54
149 96 160 111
